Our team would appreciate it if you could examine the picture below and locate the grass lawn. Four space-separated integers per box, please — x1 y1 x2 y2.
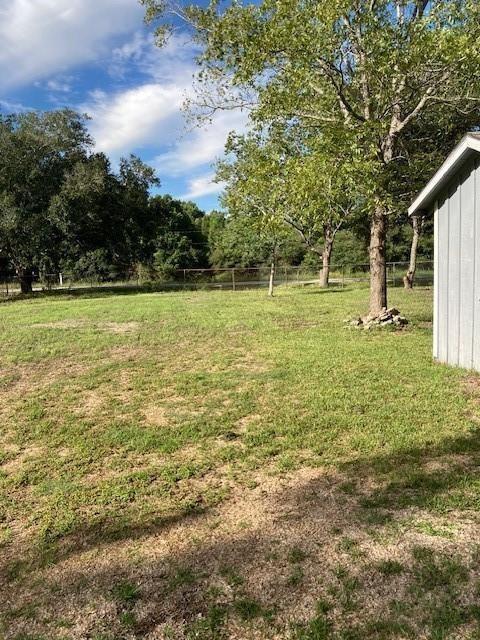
1 284 480 639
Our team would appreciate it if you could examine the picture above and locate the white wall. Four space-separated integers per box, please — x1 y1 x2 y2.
435 157 480 371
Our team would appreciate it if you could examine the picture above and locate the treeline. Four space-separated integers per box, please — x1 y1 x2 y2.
0 108 433 294
0 110 205 292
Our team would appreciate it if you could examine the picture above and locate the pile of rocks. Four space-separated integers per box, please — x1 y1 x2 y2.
345 307 408 329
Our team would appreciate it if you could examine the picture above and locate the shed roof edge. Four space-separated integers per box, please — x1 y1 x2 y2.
408 134 480 216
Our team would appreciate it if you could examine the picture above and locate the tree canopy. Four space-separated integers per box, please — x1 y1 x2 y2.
144 0 480 313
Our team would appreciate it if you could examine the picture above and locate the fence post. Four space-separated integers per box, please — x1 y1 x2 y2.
59 273 63 287
232 268 236 292
392 262 396 287
342 265 345 289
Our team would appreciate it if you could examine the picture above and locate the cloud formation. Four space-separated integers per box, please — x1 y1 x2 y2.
182 173 225 200
83 32 247 184
154 109 248 175
81 33 200 160
0 0 142 90
83 83 185 157
0 2 249 206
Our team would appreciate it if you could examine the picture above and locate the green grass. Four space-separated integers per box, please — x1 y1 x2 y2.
1 284 480 639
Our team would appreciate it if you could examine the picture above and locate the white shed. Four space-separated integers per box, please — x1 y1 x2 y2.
409 133 480 371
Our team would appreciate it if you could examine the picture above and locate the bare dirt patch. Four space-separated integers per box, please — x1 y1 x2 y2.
74 390 105 417
100 321 140 334
31 320 141 334
235 413 262 432
108 345 146 362
1 445 46 475
233 353 270 373
463 374 480 397
32 319 89 330
0 359 92 412
143 404 169 427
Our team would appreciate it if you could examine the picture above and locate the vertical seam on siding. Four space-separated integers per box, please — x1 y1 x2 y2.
473 159 478 370
434 200 439 359
446 187 450 363
458 174 462 366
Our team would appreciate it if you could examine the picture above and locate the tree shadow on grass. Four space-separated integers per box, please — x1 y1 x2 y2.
0 283 198 303
3 427 480 638
302 286 354 295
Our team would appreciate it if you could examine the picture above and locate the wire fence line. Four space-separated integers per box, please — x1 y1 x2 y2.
0 261 434 297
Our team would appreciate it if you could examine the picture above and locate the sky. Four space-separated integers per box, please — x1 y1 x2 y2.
0 0 247 211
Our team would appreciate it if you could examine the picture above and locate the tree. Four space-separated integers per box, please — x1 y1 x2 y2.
49 153 159 279
0 110 92 292
209 212 304 270
118 154 160 266
386 105 480 288
218 133 301 295
280 130 368 287
144 0 480 315
149 195 209 275
200 210 227 266
217 128 365 288
49 153 121 272
403 214 424 289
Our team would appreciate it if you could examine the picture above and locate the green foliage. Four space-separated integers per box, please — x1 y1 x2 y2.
209 212 304 268
111 581 140 604
233 598 265 621
145 0 480 308
217 129 369 274
186 604 227 639
328 231 368 267
0 110 92 285
375 559 404 577
292 600 332 639
0 109 219 284
150 195 209 275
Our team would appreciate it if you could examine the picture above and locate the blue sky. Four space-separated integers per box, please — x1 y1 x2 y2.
0 0 247 211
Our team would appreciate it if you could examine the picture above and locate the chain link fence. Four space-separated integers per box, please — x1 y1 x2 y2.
0 261 433 297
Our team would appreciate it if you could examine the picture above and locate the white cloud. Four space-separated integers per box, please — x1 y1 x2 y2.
80 32 203 160
0 0 142 90
83 83 186 157
182 174 225 200
0 0 249 204
154 109 248 176
45 78 73 93
0 98 31 113
109 31 199 84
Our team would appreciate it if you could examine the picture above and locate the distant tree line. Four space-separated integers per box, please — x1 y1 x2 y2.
0 110 207 292
0 108 438 294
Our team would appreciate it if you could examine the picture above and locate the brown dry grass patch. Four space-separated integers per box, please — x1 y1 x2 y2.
2 464 479 639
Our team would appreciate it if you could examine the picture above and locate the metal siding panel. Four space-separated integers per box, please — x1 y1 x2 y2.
437 192 449 363
474 159 480 371
458 162 476 369
433 200 439 359
447 180 461 366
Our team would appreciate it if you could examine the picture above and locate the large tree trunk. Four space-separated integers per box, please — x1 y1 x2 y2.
268 259 275 296
369 206 387 316
17 268 33 294
319 226 334 288
403 214 423 290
